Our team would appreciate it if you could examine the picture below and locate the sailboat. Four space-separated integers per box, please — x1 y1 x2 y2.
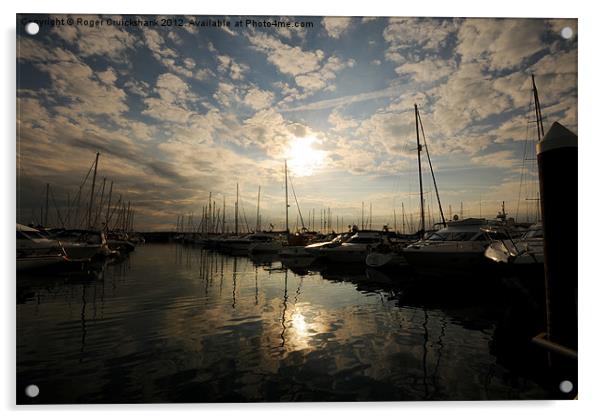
278 160 319 257
399 104 503 275
367 104 444 269
483 75 557 269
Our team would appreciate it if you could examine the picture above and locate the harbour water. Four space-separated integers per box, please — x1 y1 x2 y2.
17 243 555 403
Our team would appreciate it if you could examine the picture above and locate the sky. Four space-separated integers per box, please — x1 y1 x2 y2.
16 15 577 231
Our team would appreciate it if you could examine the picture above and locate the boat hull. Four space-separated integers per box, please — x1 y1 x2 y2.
17 254 66 271
365 251 408 268
248 242 283 254
279 246 312 257
402 245 488 275
62 243 103 262
318 247 369 264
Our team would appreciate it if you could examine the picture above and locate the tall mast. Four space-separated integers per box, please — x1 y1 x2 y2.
256 185 261 232
361 202 364 229
414 104 425 236
208 192 212 234
284 160 289 233
212 200 216 234
94 177 106 228
44 183 50 226
235 183 239 235
532 74 545 141
105 180 113 230
417 108 446 227
222 195 226 234
125 201 131 232
66 192 70 228
402 202 406 234
87 152 100 229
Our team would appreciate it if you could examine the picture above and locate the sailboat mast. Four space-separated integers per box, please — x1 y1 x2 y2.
235 183 239 235
361 202 364 229
402 202 406 234
105 180 113 230
417 107 447 227
222 196 226 234
414 104 425 236
44 183 49 226
256 185 261 232
87 152 100 229
208 192 212 234
532 74 545 141
284 160 289 233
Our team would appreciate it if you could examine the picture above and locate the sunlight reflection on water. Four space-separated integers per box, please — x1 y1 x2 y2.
17 243 552 403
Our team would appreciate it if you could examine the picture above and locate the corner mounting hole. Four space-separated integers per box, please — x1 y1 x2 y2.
561 27 573 39
25 22 40 35
25 384 39 398
559 380 573 393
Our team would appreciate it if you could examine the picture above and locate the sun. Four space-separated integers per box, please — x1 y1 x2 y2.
287 136 326 177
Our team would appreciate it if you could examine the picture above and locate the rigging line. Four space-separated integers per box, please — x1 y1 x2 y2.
517 94 535 220
417 109 446 227
49 188 66 228
240 200 251 233
287 173 306 230
106 195 122 228
73 157 97 202
66 157 97 228
92 179 107 229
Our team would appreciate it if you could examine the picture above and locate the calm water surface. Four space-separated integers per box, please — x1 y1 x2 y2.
17 243 553 403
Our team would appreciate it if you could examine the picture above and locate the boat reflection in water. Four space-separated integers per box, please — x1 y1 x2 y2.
17 243 557 403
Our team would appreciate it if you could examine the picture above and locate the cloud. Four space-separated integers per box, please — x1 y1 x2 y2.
216 54 250 80
183 57 196 70
294 56 354 94
279 84 403 112
124 79 151 97
143 28 203 80
212 81 244 109
470 150 520 168
328 108 359 132
247 31 324 77
322 17 352 38
244 87 275 110
19 40 129 119
143 73 195 123
52 15 136 62
383 17 457 63
16 16 578 229
457 19 547 70
395 58 456 83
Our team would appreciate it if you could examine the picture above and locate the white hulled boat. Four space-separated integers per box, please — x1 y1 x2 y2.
483 223 544 265
17 224 68 271
402 218 496 274
50 229 110 262
316 231 383 263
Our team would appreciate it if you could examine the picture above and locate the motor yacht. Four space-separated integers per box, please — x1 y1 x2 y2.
402 218 498 274
316 231 383 263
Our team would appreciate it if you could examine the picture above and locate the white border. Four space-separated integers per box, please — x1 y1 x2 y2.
2 1 599 417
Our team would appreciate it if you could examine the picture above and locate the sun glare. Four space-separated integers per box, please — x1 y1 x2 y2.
287 136 326 177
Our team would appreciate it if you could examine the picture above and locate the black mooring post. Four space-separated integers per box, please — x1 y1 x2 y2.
537 121 578 372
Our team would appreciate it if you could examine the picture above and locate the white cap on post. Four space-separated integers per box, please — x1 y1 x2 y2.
536 121 577 154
